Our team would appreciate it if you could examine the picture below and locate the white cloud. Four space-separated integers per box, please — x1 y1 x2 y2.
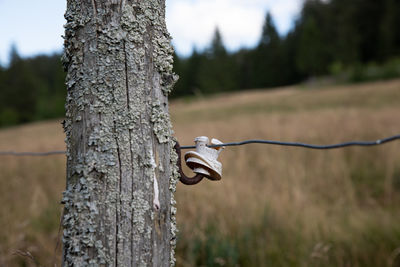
166 0 303 56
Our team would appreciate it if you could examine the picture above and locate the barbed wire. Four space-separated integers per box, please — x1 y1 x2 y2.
0 134 399 156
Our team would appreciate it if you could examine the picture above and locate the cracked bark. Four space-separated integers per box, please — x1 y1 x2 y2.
61 0 178 266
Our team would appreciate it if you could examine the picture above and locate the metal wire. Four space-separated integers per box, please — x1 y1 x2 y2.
0 150 66 156
0 134 399 156
180 134 400 149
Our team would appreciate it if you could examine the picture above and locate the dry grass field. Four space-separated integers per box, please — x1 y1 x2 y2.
0 79 400 266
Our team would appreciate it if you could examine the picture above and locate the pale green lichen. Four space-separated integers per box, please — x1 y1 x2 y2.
63 0 177 266
169 138 180 266
153 33 178 96
151 101 173 144
132 190 150 234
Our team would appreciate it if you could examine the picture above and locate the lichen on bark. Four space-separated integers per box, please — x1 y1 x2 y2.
62 0 178 266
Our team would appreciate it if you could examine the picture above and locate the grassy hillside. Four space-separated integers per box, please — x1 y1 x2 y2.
0 79 400 266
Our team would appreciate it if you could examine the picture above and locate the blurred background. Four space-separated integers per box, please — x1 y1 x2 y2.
0 0 400 266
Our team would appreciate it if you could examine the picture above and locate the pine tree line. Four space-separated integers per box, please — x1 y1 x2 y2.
0 46 66 126
172 0 400 97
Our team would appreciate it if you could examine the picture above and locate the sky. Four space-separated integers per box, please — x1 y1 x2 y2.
0 0 303 65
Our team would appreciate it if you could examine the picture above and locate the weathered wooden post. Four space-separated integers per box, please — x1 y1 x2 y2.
61 0 178 265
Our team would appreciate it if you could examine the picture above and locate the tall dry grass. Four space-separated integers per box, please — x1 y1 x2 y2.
0 79 399 266
0 121 66 266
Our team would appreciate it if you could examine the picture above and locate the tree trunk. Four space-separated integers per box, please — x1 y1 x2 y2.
61 0 178 266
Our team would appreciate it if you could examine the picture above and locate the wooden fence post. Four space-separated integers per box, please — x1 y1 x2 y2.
61 0 178 265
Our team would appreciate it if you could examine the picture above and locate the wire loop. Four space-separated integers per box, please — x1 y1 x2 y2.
174 141 204 185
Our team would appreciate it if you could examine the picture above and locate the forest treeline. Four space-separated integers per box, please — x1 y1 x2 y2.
0 47 65 126
1 0 400 127
172 0 400 97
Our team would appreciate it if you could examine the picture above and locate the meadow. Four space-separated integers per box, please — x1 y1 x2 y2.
0 79 399 266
